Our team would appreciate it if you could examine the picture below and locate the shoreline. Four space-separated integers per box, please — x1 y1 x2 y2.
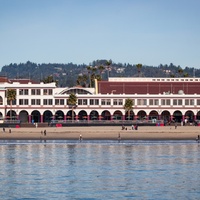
0 126 200 141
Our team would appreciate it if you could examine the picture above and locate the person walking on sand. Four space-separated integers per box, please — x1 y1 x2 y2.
44 130 46 136
175 122 177 129
79 134 82 141
118 133 121 142
3 127 5 132
196 135 200 143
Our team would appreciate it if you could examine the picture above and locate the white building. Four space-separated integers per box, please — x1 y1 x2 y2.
0 77 200 125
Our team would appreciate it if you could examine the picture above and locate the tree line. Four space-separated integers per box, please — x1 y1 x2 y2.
1 60 199 87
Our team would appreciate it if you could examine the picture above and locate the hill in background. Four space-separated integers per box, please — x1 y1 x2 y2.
0 60 199 87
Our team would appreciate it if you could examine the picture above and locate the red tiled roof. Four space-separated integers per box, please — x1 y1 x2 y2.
0 76 10 83
97 81 200 94
9 79 39 84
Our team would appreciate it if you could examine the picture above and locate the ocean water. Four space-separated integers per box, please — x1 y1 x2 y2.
0 140 200 200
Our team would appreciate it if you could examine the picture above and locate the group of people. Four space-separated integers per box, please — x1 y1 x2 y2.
41 130 47 136
2 127 12 133
132 124 138 130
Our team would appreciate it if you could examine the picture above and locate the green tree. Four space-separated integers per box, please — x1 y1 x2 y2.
178 68 183 77
183 72 189 77
42 75 58 86
136 64 142 77
106 60 112 79
87 66 92 87
170 74 175 78
76 74 88 87
6 89 16 119
67 93 77 121
98 65 105 79
123 98 134 120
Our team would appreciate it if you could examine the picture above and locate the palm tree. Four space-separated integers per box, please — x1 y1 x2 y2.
89 67 97 87
178 68 183 77
136 64 142 77
76 74 88 87
82 74 88 87
76 75 83 86
183 72 189 77
123 98 134 120
106 60 112 79
87 66 92 87
67 93 77 121
98 65 105 79
7 89 16 119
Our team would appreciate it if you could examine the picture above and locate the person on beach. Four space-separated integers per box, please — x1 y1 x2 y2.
3 127 5 132
44 130 46 136
118 133 121 142
9 129 11 133
134 125 138 130
197 135 200 143
131 125 134 130
175 122 177 129
79 134 82 141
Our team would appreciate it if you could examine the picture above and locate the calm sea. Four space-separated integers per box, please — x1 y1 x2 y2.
0 140 200 200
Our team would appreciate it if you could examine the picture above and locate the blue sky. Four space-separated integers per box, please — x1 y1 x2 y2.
0 0 200 68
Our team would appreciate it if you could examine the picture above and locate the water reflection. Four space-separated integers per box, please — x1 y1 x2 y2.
0 141 199 199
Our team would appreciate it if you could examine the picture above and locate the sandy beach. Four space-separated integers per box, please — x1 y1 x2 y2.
0 125 200 140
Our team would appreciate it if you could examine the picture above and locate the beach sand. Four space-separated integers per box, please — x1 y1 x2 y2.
0 125 200 140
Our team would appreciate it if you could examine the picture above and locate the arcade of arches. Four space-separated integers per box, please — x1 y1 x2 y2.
2 109 200 123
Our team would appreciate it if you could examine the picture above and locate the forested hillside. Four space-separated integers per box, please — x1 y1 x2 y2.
0 60 199 87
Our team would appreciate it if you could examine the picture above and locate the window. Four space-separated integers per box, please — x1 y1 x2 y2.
137 99 147 106
101 99 111 105
113 99 123 105
119 99 123 105
173 99 182 105
185 99 194 105
31 99 41 105
78 99 82 105
43 99 53 105
31 89 41 95
197 99 200 105
161 99 170 105
83 99 87 105
19 99 29 105
55 99 64 105
89 99 99 105
101 99 106 105
43 89 52 95
113 99 118 105
95 99 99 105
19 89 28 95
90 99 94 105
149 99 159 106
78 99 87 105
166 99 170 105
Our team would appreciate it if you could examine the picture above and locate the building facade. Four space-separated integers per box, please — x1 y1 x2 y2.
0 77 200 124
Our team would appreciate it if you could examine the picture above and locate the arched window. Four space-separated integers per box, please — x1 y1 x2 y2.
62 88 92 95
